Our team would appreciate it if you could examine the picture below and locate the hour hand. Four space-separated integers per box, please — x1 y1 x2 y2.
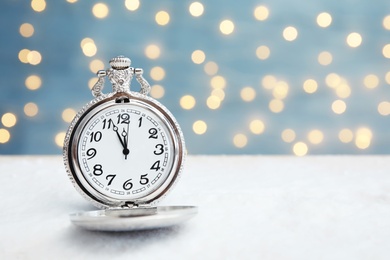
122 128 130 159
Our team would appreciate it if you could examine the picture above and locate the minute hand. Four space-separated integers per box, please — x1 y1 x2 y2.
113 125 126 149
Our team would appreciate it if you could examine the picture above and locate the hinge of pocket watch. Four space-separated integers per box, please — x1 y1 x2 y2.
108 201 157 217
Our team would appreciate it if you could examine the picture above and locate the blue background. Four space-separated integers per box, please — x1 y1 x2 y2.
0 0 389 155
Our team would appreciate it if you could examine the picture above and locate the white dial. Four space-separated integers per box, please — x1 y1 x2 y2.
72 99 178 204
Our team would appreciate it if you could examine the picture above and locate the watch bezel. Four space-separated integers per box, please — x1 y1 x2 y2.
63 91 185 209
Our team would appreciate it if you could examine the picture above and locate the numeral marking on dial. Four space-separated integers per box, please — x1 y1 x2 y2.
150 160 161 171
140 174 149 185
123 178 133 190
102 118 114 129
148 128 158 139
90 131 102 142
117 113 130 124
86 148 97 160
154 144 164 155
106 174 116 186
93 164 103 176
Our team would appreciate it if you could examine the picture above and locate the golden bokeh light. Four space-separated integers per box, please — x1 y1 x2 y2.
316 12 332 28
155 11 170 26
31 0 46 12
210 75 226 89
308 129 324 144
283 26 298 41
383 15 390 30
125 0 140 11
211 89 225 101
89 59 104 73
281 129 296 143
92 3 109 19
233 133 248 148
27 50 42 65
24 103 39 117
207 95 221 109
191 50 206 64
355 127 372 150
80 38 94 48
193 120 207 135
1 113 17 128
254 5 269 21
346 32 362 48
339 129 353 143
62 108 76 123
18 49 30 63
325 73 341 88
204 61 219 76
262 75 277 89
256 45 270 60
363 74 379 89
332 100 347 114
293 142 308 156
272 81 289 99
377 101 390 116
0 129 11 144
145 44 161 59
318 51 332 66
180 95 196 110
150 85 165 99
383 44 390 58
19 23 34 38
240 86 256 102
249 119 265 135
269 99 284 113
67 0 78 3
189 2 204 17
55 132 66 147
386 71 390 84
335 83 351 98
150 66 165 81
219 19 235 35
303 79 318 94
25 75 42 90
82 42 97 57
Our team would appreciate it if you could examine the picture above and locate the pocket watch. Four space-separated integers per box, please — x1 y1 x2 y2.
63 56 196 231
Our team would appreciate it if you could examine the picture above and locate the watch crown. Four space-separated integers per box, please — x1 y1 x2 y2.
109 56 131 70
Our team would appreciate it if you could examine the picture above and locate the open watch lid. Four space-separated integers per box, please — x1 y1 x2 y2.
70 206 197 231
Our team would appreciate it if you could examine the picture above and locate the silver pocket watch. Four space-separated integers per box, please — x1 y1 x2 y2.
63 56 197 231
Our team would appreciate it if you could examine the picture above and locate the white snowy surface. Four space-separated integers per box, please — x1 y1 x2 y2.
1 155 390 259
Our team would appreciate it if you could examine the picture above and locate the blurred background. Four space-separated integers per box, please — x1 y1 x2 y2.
0 0 390 155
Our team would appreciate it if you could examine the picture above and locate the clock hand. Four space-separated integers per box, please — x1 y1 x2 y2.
121 128 130 159
126 119 130 152
113 125 126 150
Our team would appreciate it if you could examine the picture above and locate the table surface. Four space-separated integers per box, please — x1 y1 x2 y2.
1 155 390 260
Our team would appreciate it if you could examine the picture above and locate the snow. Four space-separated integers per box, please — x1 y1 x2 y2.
1 155 390 259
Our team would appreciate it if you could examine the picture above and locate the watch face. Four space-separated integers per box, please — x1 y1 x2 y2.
67 95 183 207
